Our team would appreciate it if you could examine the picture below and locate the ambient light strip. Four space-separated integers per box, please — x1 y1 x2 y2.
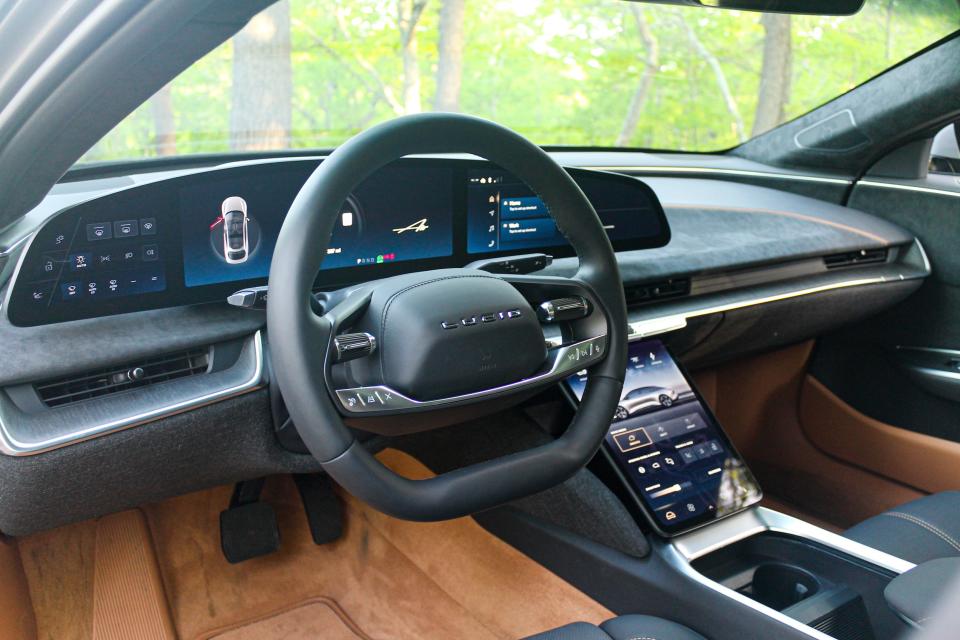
625 274 894 342
857 179 960 199
579 165 852 185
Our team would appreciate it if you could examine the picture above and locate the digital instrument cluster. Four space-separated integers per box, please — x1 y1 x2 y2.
6 158 669 326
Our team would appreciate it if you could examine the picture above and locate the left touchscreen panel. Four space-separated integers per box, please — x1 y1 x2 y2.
179 163 456 288
7 189 176 327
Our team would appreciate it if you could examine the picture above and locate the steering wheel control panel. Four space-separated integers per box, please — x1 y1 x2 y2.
6 158 667 326
565 338 763 536
336 335 607 414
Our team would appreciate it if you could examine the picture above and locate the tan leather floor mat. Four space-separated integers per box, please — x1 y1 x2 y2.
19 449 611 640
198 598 369 640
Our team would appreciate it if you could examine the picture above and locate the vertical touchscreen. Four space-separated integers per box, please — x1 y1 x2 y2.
565 339 762 535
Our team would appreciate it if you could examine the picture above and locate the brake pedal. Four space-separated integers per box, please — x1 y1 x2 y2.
294 473 344 545
219 478 280 564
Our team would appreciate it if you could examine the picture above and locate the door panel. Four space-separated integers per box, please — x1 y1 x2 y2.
801 376 960 493
806 138 960 493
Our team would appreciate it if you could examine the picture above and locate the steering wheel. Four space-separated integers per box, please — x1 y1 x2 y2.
268 113 628 521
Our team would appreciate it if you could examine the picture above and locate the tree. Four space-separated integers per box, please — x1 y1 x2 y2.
434 0 466 112
678 17 746 143
616 5 659 146
230 0 292 150
397 0 428 114
752 13 792 137
151 84 177 156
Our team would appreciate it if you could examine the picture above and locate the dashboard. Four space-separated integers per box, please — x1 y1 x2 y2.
0 149 933 537
5 158 669 326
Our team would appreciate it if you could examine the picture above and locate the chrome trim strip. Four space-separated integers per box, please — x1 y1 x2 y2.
896 345 960 358
661 506 914 640
914 237 932 273
336 335 606 414
626 274 904 341
683 276 889 319
578 165 852 185
858 180 960 199
0 234 29 257
628 314 688 340
0 331 265 456
673 506 914 573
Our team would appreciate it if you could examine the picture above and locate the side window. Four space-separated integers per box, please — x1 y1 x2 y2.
929 122 960 175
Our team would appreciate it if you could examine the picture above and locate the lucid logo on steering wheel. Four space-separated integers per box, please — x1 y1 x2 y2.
441 309 522 330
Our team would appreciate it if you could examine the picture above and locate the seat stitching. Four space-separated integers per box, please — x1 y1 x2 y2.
881 512 960 552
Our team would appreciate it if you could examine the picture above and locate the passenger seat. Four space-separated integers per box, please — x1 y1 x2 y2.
844 491 960 564
524 615 706 640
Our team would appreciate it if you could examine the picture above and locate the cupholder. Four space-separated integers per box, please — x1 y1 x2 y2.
750 562 822 611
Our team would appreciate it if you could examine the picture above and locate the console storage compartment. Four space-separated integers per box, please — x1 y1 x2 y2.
691 532 906 640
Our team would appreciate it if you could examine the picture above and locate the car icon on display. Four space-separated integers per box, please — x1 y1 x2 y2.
614 386 679 420
221 196 249 264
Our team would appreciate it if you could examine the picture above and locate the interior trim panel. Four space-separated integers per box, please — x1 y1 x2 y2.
0 331 264 456
579 165 852 185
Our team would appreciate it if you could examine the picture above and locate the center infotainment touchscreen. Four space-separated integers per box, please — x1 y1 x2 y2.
465 168 665 255
565 339 762 536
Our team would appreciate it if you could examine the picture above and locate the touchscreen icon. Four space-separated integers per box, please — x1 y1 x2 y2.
612 427 653 453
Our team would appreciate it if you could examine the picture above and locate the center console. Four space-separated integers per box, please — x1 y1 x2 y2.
663 508 913 640
564 333 917 640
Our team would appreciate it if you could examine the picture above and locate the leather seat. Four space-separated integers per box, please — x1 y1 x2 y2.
844 491 960 564
524 614 706 640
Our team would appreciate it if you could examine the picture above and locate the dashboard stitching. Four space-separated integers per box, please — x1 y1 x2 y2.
377 273 498 382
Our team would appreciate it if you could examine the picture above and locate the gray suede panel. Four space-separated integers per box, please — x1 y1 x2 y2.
390 410 650 558
0 300 265 386
509 469 650 559
0 389 321 536
849 186 960 286
542 177 914 283
733 36 960 173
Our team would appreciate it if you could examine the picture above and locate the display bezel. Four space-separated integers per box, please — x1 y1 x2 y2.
6 157 670 327
562 339 763 537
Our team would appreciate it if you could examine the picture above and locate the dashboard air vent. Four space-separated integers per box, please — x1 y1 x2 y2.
824 248 888 269
624 278 690 307
36 348 210 407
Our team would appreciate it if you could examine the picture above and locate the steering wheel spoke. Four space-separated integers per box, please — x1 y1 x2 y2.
333 333 606 415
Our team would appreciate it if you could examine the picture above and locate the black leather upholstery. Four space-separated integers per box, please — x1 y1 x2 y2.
884 557 960 627
844 491 960 564
524 615 706 640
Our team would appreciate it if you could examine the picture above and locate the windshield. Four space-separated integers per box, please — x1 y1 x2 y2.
81 0 959 162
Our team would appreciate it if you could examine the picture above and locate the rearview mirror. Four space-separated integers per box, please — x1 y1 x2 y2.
627 0 865 16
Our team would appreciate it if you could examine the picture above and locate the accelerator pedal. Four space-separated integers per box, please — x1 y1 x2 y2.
294 473 344 546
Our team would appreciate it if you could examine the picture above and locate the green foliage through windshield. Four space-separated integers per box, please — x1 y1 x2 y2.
82 0 959 162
